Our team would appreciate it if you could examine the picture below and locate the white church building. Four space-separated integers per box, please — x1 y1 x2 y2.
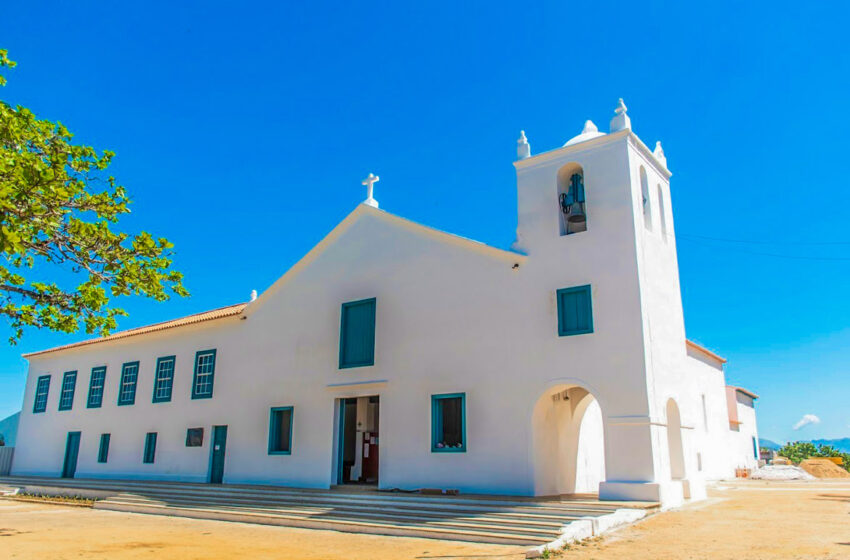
12 100 759 507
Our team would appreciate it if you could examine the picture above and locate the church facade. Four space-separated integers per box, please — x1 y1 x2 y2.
12 101 759 507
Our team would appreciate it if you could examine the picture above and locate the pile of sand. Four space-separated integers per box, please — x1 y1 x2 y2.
750 465 815 480
799 458 850 479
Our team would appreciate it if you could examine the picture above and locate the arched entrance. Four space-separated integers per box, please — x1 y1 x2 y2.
666 399 686 480
531 384 606 496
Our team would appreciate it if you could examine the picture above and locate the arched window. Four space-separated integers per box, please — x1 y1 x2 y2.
557 164 587 236
640 166 652 231
657 184 668 241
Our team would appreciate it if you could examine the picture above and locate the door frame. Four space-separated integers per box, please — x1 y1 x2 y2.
334 395 380 485
208 425 228 484
62 431 81 478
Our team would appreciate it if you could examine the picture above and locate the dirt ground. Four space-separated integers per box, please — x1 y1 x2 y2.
1 480 849 559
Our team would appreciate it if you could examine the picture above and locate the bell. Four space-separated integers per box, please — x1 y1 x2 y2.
567 211 586 225
567 201 586 224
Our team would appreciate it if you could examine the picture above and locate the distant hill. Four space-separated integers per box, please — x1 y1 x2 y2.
0 411 19 447
759 438 781 450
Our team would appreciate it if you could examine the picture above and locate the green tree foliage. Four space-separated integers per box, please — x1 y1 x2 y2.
778 441 850 472
0 50 188 342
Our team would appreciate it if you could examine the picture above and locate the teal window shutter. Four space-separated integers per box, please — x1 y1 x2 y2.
33 375 51 413
191 350 217 399
431 393 466 453
87 367 107 408
118 361 139 406
143 432 157 464
152 356 176 403
268 406 294 454
98 434 110 463
557 285 594 336
58 371 77 411
339 298 376 369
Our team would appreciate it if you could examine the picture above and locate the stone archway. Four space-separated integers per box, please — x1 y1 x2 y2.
531 384 606 496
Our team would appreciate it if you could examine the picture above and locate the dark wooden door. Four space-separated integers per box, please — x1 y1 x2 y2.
62 431 81 478
209 425 227 484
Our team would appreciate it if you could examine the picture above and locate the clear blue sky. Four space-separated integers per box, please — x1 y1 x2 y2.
1 1 848 444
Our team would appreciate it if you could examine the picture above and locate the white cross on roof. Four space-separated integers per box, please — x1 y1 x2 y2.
362 173 379 208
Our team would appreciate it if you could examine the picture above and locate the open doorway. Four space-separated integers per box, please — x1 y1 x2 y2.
336 396 380 485
531 385 606 496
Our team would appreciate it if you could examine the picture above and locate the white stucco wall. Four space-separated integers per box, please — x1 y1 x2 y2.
12 124 758 505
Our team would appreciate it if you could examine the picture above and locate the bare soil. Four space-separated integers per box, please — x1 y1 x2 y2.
800 458 850 479
1 480 849 559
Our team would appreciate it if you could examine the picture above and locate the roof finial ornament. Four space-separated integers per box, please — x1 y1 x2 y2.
582 120 598 134
517 130 530 160
250 289 258 302
653 141 667 166
610 97 631 132
361 173 379 208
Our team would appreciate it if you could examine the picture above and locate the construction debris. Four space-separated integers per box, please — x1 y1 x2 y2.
749 465 815 481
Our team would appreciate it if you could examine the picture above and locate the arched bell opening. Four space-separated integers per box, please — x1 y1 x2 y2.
640 166 652 231
556 163 587 236
666 398 686 480
531 384 606 496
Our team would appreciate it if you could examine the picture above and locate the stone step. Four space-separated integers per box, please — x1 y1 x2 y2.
95 499 550 545
87 486 604 521
0 476 627 513
101 492 565 534
101 490 582 525
0 476 656 546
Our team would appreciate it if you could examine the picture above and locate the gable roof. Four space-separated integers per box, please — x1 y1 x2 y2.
244 203 526 316
22 303 247 358
23 204 523 359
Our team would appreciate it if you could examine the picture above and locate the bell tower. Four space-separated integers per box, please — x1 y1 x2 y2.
513 100 695 504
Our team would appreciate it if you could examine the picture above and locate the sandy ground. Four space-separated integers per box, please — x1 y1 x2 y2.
1 480 849 559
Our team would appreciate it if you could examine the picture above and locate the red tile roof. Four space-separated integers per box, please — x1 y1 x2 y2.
23 303 247 358
686 340 727 364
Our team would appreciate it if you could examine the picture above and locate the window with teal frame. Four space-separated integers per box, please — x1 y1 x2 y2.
87 366 106 408
339 298 376 369
191 350 216 399
118 361 139 406
58 371 77 411
431 393 466 453
98 433 110 463
143 432 157 463
32 375 51 413
556 284 594 336
152 356 176 403
268 406 294 455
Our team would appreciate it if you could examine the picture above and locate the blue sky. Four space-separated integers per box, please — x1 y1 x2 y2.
1 1 848 444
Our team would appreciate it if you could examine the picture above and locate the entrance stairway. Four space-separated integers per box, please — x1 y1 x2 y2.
0 476 657 545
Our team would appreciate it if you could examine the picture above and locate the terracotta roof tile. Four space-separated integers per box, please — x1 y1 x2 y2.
686 339 727 364
23 302 247 358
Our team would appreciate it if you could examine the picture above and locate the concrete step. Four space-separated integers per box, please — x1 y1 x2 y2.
0 476 656 546
101 492 564 535
100 491 582 526
95 499 551 545
0 476 630 513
